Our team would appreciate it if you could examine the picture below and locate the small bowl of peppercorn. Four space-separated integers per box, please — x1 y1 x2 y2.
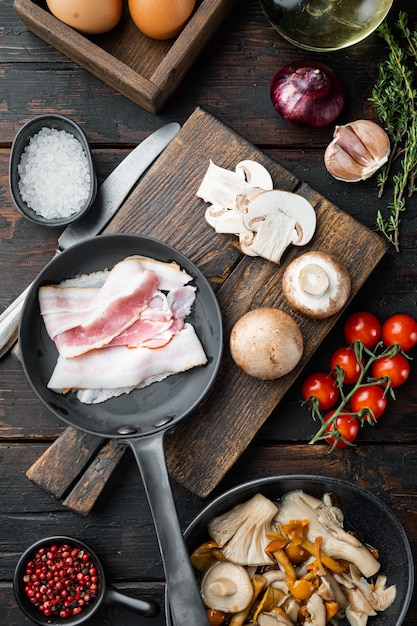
13 535 160 625
9 114 97 227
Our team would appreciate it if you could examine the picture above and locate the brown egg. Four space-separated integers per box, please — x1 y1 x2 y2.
46 0 123 35
128 0 196 40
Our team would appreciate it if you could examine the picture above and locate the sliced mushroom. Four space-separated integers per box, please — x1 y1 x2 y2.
235 160 274 189
206 204 248 235
230 308 303 380
240 189 317 264
197 160 316 264
282 251 351 319
207 493 279 566
197 161 250 209
200 561 254 613
198 161 272 236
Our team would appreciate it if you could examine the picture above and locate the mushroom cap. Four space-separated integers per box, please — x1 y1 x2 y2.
200 561 254 613
235 160 274 190
282 251 351 319
208 493 279 566
230 308 303 380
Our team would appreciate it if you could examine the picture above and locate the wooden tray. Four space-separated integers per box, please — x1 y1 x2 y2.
13 0 237 114
27 108 388 504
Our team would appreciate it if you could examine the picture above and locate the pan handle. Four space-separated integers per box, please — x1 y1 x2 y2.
127 433 210 626
105 585 160 618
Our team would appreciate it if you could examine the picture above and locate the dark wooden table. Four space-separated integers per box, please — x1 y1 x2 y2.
1 0 417 624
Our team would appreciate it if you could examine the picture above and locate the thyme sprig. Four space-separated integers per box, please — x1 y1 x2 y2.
306 341 404 450
369 11 417 252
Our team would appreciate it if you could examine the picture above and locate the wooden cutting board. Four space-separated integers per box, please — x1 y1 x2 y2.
27 108 388 504
101 107 387 497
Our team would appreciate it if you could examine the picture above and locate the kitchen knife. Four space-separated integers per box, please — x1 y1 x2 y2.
0 122 181 359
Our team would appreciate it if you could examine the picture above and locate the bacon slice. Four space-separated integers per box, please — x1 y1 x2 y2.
50 259 159 357
39 256 193 339
39 256 207 404
129 256 193 290
47 323 207 397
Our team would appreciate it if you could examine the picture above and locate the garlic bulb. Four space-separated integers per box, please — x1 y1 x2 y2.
324 119 390 182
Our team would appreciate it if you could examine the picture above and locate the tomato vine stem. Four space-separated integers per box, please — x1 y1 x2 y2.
307 341 402 448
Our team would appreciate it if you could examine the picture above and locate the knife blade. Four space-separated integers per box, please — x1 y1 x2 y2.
58 122 180 250
0 122 181 359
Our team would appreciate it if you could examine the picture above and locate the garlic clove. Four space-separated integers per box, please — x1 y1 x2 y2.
324 141 366 182
347 119 390 161
332 124 376 167
324 119 390 182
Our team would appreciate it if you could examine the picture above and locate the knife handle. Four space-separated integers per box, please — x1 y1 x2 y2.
0 284 31 359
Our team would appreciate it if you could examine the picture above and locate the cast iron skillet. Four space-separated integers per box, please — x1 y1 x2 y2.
167 475 414 626
19 234 223 626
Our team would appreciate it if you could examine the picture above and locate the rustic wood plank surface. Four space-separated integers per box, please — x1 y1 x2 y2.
1 0 417 624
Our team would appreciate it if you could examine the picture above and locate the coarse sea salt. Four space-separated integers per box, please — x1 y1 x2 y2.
17 127 91 220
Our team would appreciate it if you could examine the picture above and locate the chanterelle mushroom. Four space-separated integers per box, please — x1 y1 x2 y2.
200 561 254 613
207 493 279 566
282 251 351 319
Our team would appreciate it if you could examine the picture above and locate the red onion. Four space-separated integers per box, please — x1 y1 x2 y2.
270 61 346 128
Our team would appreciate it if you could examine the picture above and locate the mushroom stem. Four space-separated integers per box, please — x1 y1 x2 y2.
209 579 238 597
299 263 329 296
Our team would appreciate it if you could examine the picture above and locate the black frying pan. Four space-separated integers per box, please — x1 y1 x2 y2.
19 234 223 626
168 475 414 626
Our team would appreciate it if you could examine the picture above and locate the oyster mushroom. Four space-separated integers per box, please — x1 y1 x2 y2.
305 592 327 626
348 564 396 612
282 251 351 319
276 491 381 579
257 610 293 625
207 493 279 566
229 308 303 380
317 570 349 610
344 587 377 626
200 561 254 613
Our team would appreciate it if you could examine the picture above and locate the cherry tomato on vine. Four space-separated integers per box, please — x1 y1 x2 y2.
302 372 340 410
350 385 387 420
344 311 381 349
381 313 417 351
371 353 410 388
324 411 359 448
330 346 363 384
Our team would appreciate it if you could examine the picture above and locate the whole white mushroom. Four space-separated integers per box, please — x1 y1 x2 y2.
230 308 303 380
282 251 351 320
